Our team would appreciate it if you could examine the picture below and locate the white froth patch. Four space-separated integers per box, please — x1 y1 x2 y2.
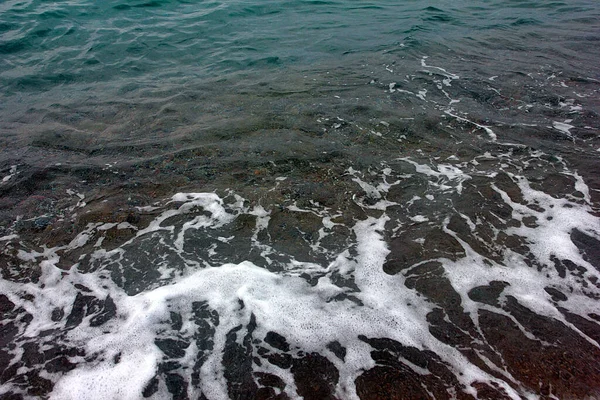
559 99 582 112
444 110 497 141
347 167 401 209
49 255 430 399
1 165 17 183
552 121 574 138
6 142 598 400
4 190 512 400
443 212 600 349
0 234 19 241
420 56 460 85
565 171 592 204
135 205 160 212
494 175 600 271
396 152 600 350
51 351 159 400
455 173 600 342
399 158 470 194
173 194 235 251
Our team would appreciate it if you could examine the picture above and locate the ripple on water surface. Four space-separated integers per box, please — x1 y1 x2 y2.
0 0 600 399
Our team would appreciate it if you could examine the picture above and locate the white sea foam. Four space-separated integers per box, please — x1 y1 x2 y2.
444 111 497 141
398 158 471 194
1 165 17 183
421 56 460 84
1 149 599 400
552 120 575 139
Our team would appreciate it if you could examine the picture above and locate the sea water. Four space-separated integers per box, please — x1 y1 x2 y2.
1 0 600 399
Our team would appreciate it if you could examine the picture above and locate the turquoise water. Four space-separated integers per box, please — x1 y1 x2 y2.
1 1 600 399
1 0 599 93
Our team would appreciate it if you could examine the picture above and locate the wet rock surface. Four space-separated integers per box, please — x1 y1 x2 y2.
0 55 599 399
1 146 600 399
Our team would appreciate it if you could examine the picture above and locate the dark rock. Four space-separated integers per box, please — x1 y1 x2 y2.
557 307 600 346
326 341 346 361
26 373 53 396
0 294 15 314
384 227 465 275
50 307 64 321
45 356 77 373
468 281 510 307
423 229 465 261
155 338 190 359
142 376 160 398
383 235 423 274
33 216 52 230
571 229 600 272
266 353 293 370
544 287 568 302
265 208 322 259
478 296 600 398
404 261 462 310
66 293 117 328
356 337 477 400
223 316 259 400
264 331 290 352
170 311 183 331
191 301 218 388
165 373 189 400
291 352 339 400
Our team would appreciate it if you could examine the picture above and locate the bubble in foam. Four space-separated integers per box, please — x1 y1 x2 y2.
3 150 600 399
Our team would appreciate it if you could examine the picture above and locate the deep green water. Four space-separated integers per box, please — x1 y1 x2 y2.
1 0 599 93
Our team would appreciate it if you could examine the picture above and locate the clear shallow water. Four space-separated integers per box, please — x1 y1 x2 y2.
1 1 600 399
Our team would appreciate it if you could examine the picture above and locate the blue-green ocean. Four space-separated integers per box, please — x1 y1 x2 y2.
1 1 600 399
